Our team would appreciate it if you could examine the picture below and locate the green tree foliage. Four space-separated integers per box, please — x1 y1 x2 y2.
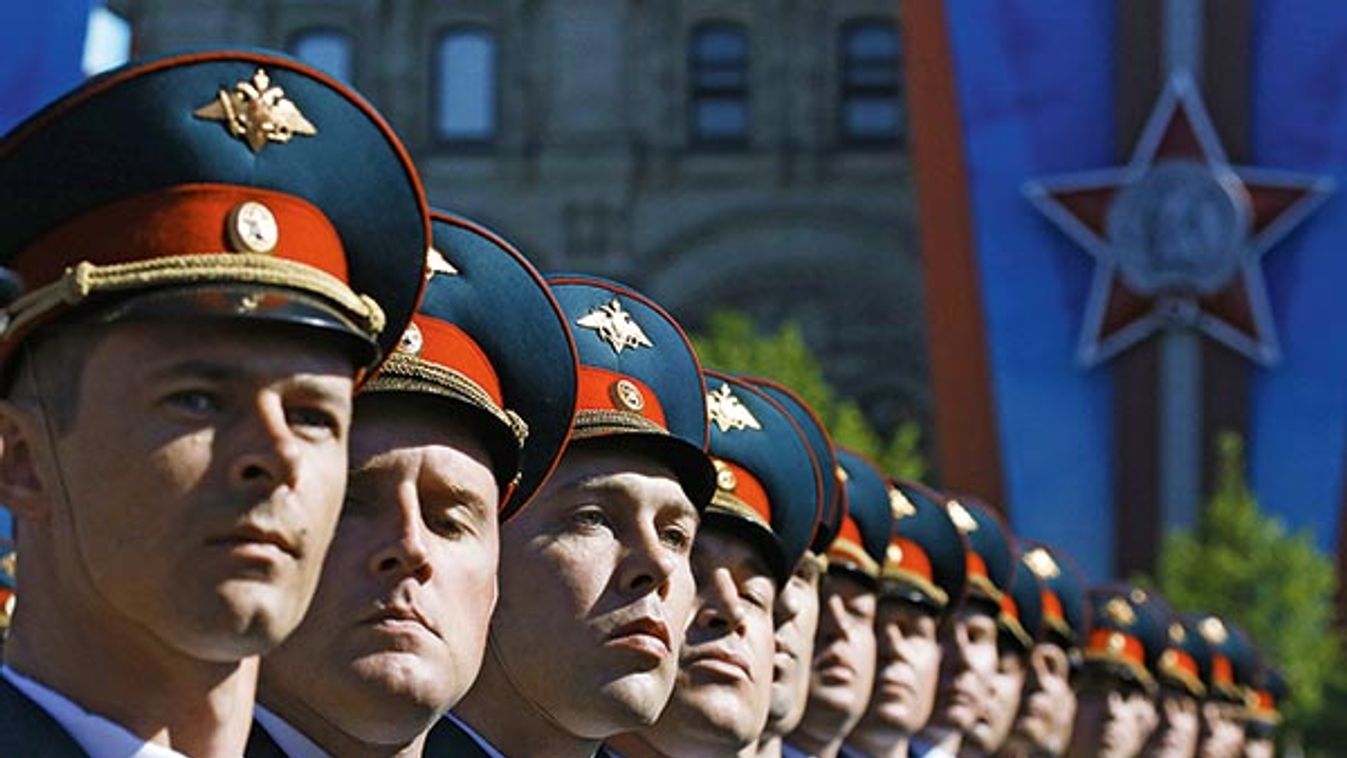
689 310 925 480
1156 431 1341 747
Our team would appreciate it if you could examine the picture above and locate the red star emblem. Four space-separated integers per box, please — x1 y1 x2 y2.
1025 75 1333 366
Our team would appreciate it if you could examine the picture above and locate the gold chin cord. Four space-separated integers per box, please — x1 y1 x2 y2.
2 254 385 342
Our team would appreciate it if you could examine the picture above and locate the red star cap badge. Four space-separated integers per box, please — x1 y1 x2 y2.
1024 74 1333 366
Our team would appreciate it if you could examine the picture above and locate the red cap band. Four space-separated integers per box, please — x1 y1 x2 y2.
1163 648 1201 681
577 366 668 429
713 458 772 526
15 183 348 286
967 551 989 584
1212 654 1234 687
1041 589 1065 625
890 537 934 581
828 515 876 574
1087 629 1146 668
409 314 503 407
1254 688 1276 712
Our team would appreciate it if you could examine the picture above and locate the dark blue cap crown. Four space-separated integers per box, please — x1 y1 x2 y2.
742 377 845 554
1000 551 1046 652
830 449 895 579
0 49 429 375
1085 584 1164 692
547 275 715 508
368 211 578 520
885 480 968 615
946 496 1015 606
1020 541 1089 648
1134 596 1209 698
702 372 824 583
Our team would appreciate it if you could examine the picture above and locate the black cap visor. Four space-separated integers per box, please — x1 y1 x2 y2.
88 283 378 369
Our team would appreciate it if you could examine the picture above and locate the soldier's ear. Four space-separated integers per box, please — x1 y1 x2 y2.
0 401 51 520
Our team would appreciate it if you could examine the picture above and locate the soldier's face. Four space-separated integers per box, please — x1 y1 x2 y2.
1013 642 1077 753
4 321 353 661
259 396 499 745
1070 676 1152 758
634 527 778 755
932 607 999 732
1242 737 1273 758
1133 687 1160 744
1197 700 1245 758
487 443 699 737
804 569 878 732
1147 689 1200 758
766 554 822 735
972 647 1029 753
861 600 942 736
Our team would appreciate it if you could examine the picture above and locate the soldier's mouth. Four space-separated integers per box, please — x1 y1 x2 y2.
207 523 300 560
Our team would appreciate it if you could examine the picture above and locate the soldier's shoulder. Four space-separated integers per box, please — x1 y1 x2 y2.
423 713 502 758
0 675 87 757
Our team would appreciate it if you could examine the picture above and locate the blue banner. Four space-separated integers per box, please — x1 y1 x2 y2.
1249 0 1347 551
943 1 1117 579
1 1 93 133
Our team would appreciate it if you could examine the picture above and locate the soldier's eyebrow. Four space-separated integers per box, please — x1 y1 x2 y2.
425 479 494 516
282 373 353 406
665 495 699 523
141 361 350 403
142 359 248 384
558 476 637 500
746 552 773 581
346 457 494 514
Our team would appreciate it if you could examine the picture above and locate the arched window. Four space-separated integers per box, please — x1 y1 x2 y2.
689 22 749 145
288 28 354 83
839 20 902 144
435 28 497 143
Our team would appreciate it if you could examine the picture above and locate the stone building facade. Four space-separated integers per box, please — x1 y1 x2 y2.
118 0 927 435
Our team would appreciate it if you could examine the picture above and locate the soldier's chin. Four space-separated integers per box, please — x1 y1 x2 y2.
672 685 765 751
932 701 978 732
1099 722 1139 758
1011 717 1048 748
164 610 286 663
808 680 861 714
872 699 925 733
590 668 679 733
339 655 452 743
767 686 794 726
178 579 306 660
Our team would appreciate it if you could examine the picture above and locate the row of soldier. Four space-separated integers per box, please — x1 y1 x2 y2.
0 48 1287 757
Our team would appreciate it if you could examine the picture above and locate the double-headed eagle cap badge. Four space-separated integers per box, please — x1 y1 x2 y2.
707 383 762 433
577 299 654 354
195 68 317 153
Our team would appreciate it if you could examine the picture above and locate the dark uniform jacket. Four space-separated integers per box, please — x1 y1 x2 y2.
0 674 89 757
424 713 504 757
425 714 625 758
243 719 288 758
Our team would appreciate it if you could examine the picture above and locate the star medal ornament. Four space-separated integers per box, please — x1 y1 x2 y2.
1024 74 1333 366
